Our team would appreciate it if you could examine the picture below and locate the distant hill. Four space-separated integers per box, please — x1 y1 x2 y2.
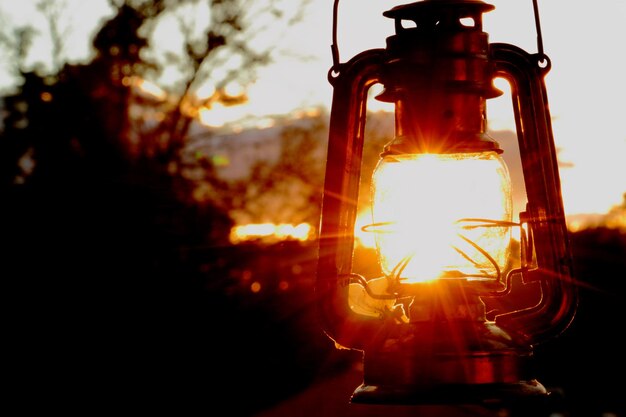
184 113 322 180
183 111 622 232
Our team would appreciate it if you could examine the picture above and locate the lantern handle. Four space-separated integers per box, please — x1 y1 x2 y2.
491 43 577 345
318 48 389 350
531 0 550 68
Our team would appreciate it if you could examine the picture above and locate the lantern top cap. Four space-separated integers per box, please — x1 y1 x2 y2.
383 0 495 20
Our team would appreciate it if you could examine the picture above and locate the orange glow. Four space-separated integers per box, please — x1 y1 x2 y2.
605 213 626 231
369 152 513 284
355 211 377 248
229 223 313 244
250 282 262 293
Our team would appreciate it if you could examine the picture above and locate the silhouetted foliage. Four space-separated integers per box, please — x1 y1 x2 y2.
534 227 626 417
0 1 315 412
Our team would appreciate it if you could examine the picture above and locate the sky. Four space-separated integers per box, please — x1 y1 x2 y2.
249 0 626 219
0 0 624 218
281 0 626 218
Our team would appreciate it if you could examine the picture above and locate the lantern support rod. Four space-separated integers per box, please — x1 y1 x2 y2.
491 42 577 343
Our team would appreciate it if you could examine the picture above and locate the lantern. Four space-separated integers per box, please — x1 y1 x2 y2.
316 0 577 405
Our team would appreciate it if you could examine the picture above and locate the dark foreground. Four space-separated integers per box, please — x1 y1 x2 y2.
7 210 625 416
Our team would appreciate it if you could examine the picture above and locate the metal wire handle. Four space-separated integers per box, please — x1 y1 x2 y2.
330 0 342 78
532 0 550 69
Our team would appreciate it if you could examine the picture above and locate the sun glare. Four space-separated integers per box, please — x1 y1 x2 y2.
230 223 313 244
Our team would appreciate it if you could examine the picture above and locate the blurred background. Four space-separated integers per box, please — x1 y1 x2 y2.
1 0 624 416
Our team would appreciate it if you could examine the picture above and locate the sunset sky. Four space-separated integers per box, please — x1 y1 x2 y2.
258 0 626 218
1 0 624 218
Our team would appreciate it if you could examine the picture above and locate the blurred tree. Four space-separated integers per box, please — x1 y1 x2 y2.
604 192 626 231
230 115 328 227
0 0 312 257
0 0 312 410
1 0 308 197
533 226 626 417
181 110 394 234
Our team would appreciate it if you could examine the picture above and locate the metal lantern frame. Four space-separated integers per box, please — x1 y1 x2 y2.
316 0 577 405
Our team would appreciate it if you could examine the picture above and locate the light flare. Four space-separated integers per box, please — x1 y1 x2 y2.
369 152 513 284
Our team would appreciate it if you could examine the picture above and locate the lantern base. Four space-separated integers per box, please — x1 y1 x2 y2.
351 379 550 406
351 319 549 407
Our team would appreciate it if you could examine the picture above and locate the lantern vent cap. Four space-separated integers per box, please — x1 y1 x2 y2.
383 0 495 21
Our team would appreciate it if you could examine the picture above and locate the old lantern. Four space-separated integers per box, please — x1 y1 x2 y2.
316 0 577 405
